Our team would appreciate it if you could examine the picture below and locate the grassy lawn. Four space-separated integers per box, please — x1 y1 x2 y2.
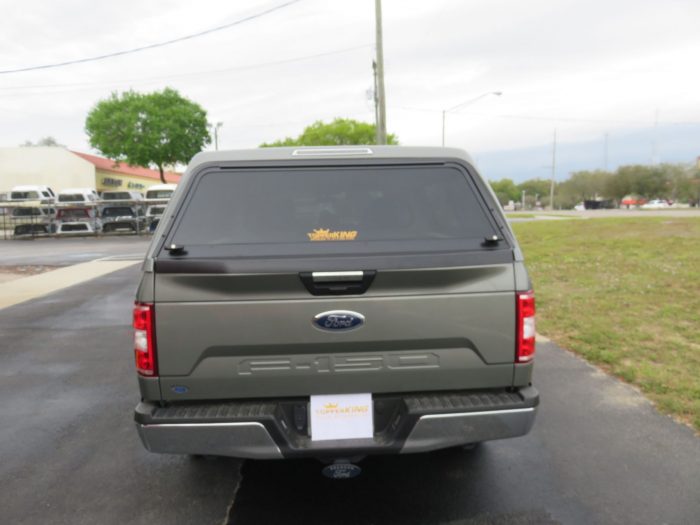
505 213 536 219
512 217 700 431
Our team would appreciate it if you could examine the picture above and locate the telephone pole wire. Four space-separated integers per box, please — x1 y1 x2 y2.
375 0 387 145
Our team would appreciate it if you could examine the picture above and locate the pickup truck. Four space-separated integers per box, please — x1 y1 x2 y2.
133 146 538 471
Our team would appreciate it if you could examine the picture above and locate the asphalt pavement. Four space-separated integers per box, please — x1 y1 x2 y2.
0 236 151 267
228 339 700 525
0 266 241 525
1 249 699 524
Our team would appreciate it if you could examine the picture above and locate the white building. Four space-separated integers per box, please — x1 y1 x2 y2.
0 147 180 195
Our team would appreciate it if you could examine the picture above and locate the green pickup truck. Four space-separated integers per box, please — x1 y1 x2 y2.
132 146 538 470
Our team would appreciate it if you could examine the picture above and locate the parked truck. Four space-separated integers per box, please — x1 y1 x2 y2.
133 147 538 475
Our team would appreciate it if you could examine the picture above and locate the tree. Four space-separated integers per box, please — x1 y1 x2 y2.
557 170 612 207
489 178 520 205
260 118 398 147
85 88 210 183
517 179 551 202
21 136 64 147
608 165 666 200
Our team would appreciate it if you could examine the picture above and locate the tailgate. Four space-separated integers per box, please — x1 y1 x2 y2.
154 265 516 400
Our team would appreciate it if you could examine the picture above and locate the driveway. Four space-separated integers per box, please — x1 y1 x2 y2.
0 262 698 524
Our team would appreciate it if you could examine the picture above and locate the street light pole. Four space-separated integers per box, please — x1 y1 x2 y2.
442 91 502 147
213 122 223 151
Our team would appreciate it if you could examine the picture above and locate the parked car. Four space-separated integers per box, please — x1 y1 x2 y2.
11 206 55 236
641 199 670 209
621 195 646 208
133 146 539 473
145 184 177 202
101 205 146 233
9 185 55 203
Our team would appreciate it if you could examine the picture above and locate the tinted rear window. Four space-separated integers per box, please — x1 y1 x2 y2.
11 191 39 199
102 207 134 217
146 190 173 199
13 207 43 216
58 194 85 202
170 166 498 256
102 192 131 200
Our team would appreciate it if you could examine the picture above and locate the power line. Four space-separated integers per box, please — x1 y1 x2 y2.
0 44 372 94
0 0 302 75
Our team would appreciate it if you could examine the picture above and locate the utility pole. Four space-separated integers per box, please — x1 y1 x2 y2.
372 60 379 132
521 190 526 210
549 128 557 210
374 0 387 145
651 108 660 165
604 132 609 171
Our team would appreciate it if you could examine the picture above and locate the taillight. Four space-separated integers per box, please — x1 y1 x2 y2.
516 290 536 363
133 303 157 376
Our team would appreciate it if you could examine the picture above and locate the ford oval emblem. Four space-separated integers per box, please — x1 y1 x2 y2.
313 310 365 332
322 462 362 479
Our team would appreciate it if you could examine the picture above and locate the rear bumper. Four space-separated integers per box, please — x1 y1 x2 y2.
135 386 538 459
400 406 536 453
137 421 284 459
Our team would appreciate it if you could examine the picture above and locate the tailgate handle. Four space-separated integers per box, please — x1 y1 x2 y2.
311 271 364 282
300 271 376 296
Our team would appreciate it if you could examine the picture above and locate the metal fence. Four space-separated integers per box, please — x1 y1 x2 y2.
0 198 170 240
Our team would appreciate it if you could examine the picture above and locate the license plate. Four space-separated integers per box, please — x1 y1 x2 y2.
310 393 373 441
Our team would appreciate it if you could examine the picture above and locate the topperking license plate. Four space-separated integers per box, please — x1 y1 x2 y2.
309 393 373 441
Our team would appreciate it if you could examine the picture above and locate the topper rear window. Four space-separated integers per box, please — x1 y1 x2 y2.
167 165 501 256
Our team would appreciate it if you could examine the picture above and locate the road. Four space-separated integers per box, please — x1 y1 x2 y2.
1 243 699 524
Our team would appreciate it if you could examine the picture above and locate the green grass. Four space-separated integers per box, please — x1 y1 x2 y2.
505 213 536 219
512 217 700 432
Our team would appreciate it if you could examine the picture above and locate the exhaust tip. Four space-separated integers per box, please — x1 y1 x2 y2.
322 461 362 480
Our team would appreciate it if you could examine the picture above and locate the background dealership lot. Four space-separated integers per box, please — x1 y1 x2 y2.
1 213 698 525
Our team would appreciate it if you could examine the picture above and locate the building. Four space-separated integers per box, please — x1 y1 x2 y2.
0 147 180 195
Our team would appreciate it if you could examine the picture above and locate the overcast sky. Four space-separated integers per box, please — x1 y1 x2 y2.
1 0 699 174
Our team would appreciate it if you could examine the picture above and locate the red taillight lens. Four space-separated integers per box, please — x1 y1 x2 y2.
133 303 157 376
516 290 536 363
